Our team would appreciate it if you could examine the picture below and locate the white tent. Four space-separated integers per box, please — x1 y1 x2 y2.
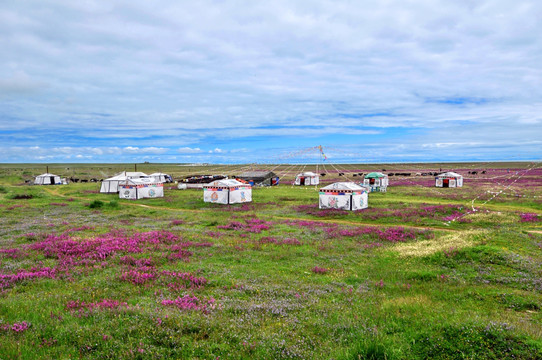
294 172 319 185
363 172 389 192
319 182 368 211
34 173 62 185
150 173 172 183
119 178 164 200
203 179 252 204
100 172 149 193
436 172 463 188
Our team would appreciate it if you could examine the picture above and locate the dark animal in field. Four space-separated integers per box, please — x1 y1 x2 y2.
80 179 88 183
320 173 326 176
353 174 357 177
481 170 486 174
89 178 99 182
338 173 344 176
382 169 386 171
70 177 80 183
358 173 363 176
421 173 428 176
388 173 394 176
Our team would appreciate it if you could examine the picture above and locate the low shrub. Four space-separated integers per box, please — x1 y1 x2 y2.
340 336 399 360
8 194 33 199
88 200 104 209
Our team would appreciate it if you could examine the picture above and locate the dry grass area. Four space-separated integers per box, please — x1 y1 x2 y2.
391 230 487 257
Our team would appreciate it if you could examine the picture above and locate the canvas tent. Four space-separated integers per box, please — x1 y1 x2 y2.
319 182 368 211
100 172 149 193
34 173 62 185
203 179 252 204
150 173 173 183
435 172 463 188
363 172 389 192
294 172 319 186
118 178 164 200
237 171 279 186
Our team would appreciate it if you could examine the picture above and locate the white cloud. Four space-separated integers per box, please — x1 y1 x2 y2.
122 147 167 154
1 1 541 162
177 147 202 153
0 70 47 95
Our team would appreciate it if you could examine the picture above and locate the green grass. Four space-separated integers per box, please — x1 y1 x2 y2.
0 163 541 359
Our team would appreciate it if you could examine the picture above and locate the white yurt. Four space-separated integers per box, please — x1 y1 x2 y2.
203 179 252 204
294 172 320 186
34 173 62 185
118 178 164 200
319 182 368 211
100 172 149 193
150 173 172 183
363 172 389 192
435 172 463 188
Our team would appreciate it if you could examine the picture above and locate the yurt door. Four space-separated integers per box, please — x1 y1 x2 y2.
300 177 305 185
443 179 449 188
50 176 56 184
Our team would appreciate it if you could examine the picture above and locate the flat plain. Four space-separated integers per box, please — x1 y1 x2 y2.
1 162 541 359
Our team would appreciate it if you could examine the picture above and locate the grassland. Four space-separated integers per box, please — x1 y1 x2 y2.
1 162 541 359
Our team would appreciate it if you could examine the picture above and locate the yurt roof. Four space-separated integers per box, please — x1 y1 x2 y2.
150 172 169 176
120 178 160 185
205 179 249 187
105 172 149 181
321 182 365 191
123 171 148 177
365 172 387 178
297 171 318 177
437 172 462 178
36 173 59 177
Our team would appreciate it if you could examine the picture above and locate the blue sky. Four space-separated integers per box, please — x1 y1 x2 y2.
1 1 541 164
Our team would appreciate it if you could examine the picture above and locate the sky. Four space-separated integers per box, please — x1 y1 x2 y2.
1 0 541 164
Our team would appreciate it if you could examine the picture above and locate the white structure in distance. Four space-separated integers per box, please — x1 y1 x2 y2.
34 173 62 185
363 172 389 192
435 172 463 188
118 178 164 200
294 172 320 186
203 179 252 204
319 182 368 211
100 172 150 193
